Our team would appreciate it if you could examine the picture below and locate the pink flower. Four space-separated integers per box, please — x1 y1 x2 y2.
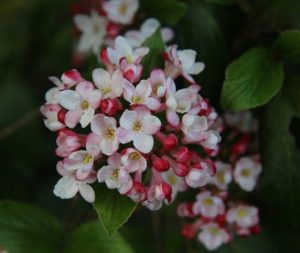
234 157 262 191
107 36 149 66
166 85 199 127
226 205 259 229
117 107 161 153
40 104 65 131
56 129 84 157
165 45 205 83
149 69 169 98
54 161 96 203
182 114 208 142
97 153 133 194
193 191 225 219
58 81 101 128
89 114 119 155
121 148 147 173
122 79 161 110
92 68 123 99
198 223 230 251
103 0 139 25
212 162 232 190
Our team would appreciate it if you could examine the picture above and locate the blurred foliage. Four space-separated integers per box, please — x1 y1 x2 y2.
0 0 300 252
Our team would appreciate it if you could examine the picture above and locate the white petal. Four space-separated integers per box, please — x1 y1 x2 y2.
58 90 81 110
74 14 91 31
133 133 153 153
78 182 95 203
142 115 161 134
92 68 111 89
119 110 137 129
80 107 95 128
53 176 78 199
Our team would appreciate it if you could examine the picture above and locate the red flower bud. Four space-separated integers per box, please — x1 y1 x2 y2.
181 224 197 240
163 134 178 151
173 162 189 177
172 146 193 163
152 156 170 172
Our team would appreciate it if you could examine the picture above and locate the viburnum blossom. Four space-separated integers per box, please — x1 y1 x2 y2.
177 108 263 250
41 30 221 212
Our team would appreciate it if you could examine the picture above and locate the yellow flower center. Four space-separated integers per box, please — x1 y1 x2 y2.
216 171 225 184
131 96 144 104
83 153 93 164
112 169 120 179
237 208 248 218
241 168 251 177
168 175 177 185
118 3 128 15
105 127 116 140
208 227 219 235
132 121 142 132
101 87 112 96
81 100 90 110
129 152 140 160
203 198 214 206
152 84 161 95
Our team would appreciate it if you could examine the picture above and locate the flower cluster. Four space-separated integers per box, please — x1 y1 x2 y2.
41 34 221 210
177 111 262 251
72 0 173 56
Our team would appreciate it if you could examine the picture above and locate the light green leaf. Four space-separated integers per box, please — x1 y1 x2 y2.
64 221 134 253
93 184 137 237
0 201 64 253
221 46 284 111
141 28 165 77
275 30 300 63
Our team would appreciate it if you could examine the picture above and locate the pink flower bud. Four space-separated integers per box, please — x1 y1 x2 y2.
57 109 66 124
127 181 147 202
163 134 178 151
100 48 112 66
181 224 197 240
172 147 192 163
173 162 189 177
100 99 122 116
106 22 121 37
152 156 170 172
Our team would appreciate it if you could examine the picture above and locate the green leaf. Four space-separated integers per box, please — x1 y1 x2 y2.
0 201 64 253
64 221 134 253
140 0 187 26
93 184 137 237
205 0 236 5
221 47 284 112
259 79 300 230
275 30 300 63
141 28 165 77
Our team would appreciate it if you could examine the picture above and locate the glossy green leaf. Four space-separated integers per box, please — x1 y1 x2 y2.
65 221 134 253
0 201 64 253
93 184 137 237
141 28 165 77
275 30 300 63
221 47 284 111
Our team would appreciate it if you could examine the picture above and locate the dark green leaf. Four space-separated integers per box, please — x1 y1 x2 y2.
64 221 134 253
221 47 284 111
141 28 165 77
93 184 137 237
140 0 187 26
0 201 64 253
275 30 300 63
205 0 236 5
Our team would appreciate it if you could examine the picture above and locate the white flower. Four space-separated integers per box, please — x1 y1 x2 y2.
92 68 123 99
165 45 205 83
212 162 232 190
58 81 101 128
193 191 225 218
107 36 149 65
97 153 133 194
166 85 199 126
198 223 230 251
185 161 215 188
234 157 262 191
90 113 119 155
40 104 65 131
226 205 259 228
125 18 173 47
149 69 169 98
182 114 208 142
121 148 147 173
74 10 107 54
54 161 96 203
122 79 161 110
103 0 139 25
161 169 187 202
117 107 161 153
